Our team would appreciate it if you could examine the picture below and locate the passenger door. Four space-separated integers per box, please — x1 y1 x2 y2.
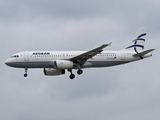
120 51 125 60
24 51 29 61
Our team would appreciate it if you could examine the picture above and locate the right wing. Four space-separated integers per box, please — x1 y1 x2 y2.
70 43 112 66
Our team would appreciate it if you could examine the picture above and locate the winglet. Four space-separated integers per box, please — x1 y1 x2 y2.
101 42 112 48
109 42 112 46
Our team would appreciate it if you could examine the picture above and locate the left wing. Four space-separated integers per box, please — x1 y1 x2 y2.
70 43 111 66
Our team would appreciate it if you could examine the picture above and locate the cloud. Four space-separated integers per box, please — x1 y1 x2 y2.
1 0 159 120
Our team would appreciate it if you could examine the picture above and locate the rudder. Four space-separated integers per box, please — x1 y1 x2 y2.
125 27 147 53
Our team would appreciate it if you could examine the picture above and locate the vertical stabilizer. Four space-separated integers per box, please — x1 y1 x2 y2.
124 27 147 53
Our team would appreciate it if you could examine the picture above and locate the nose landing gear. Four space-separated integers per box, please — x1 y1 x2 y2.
24 68 28 77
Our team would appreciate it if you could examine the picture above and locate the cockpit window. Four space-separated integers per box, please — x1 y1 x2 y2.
11 55 19 58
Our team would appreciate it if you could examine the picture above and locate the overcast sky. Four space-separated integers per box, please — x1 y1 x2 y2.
0 0 159 120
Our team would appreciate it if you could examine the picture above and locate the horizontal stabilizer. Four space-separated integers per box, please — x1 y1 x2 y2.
133 49 155 57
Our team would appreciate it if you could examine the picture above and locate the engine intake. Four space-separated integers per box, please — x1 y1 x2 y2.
44 68 65 76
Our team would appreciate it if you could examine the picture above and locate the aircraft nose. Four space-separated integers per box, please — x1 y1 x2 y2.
5 59 11 66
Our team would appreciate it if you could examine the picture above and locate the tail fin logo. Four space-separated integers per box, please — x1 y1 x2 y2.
125 33 146 53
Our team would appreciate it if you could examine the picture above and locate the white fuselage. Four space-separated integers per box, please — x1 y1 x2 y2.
5 50 151 69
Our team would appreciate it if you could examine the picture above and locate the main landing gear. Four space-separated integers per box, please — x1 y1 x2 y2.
77 69 83 75
68 69 83 79
24 68 28 77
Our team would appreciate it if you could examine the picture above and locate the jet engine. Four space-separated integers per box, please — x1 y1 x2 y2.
55 60 74 69
43 68 65 76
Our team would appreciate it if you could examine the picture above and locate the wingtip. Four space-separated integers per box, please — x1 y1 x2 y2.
109 42 112 46
103 42 112 46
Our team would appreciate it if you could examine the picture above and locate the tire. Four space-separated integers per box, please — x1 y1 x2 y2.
70 74 75 79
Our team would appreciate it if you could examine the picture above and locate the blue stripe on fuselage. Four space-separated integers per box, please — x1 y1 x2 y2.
5 61 55 68
5 61 130 68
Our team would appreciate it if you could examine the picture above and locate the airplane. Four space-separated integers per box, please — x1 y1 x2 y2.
5 28 155 79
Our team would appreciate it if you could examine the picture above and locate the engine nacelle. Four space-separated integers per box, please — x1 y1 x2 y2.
44 68 65 76
55 60 74 69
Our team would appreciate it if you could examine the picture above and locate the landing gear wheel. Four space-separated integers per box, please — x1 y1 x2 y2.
24 73 28 77
77 69 83 75
70 74 75 79
24 68 28 77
